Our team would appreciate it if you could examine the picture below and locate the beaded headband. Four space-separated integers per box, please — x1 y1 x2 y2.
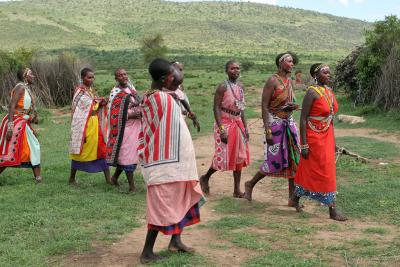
279 53 292 63
23 68 31 79
314 64 329 74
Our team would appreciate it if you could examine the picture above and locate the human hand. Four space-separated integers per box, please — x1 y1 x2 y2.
192 118 200 132
220 132 228 144
6 129 12 141
301 148 309 159
283 103 299 112
32 114 39 124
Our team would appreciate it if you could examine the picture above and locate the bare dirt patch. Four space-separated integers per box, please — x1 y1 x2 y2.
62 119 400 266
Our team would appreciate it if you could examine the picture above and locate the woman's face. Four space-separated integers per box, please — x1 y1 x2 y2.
280 56 294 73
163 70 175 90
317 66 331 85
82 71 95 87
25 70 35 84
226 62 240 80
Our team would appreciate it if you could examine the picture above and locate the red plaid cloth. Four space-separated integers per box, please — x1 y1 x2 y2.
147 203 200 235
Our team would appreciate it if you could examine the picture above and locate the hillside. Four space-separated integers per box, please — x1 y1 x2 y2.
0 0 369 55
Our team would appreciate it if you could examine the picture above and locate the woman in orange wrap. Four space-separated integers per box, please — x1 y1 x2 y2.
0 68 42 182
291 63 347 221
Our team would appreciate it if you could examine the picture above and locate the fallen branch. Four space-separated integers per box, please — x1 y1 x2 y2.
336 145 368 163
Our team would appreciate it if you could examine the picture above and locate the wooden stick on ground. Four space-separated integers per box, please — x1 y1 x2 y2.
336 145 368 163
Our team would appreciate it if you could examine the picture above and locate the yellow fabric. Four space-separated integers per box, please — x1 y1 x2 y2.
307 86 323 97
70 114 99 162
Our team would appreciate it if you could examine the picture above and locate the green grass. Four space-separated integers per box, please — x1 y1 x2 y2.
362 227 390 235
0 115 146 266
245 251 323 267
0 0 368 56
336 136 399 160
152 251 211 267
335 94 400 132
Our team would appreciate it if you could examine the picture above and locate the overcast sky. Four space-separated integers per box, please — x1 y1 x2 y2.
167 0 400 22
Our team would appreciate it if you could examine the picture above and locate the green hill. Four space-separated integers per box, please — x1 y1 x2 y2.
0 0 369 55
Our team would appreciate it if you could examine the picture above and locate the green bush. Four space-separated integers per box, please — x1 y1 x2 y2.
355 16 400 103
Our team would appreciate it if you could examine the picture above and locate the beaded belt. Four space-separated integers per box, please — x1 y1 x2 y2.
308 115 333 133
221 107 241 116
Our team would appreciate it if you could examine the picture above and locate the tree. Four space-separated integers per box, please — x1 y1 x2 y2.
356 15 400 103
140 34 168 64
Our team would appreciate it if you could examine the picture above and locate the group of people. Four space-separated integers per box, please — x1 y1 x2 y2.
198 52 346 221
0 52 347 264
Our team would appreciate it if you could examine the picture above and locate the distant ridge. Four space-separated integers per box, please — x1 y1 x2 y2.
0 0 369 54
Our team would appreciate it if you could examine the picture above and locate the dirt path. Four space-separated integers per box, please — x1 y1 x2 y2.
63 120 400 267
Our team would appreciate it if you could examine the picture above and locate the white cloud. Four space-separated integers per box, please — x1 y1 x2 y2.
337 0 366 6
245 0 278 4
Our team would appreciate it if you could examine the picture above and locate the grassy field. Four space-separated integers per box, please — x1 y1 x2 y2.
0 0 368 54
1 69 400 266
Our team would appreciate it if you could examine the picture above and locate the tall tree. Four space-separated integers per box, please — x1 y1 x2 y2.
140 34 168 64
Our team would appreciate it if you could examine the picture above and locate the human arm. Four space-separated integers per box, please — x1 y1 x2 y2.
239 83 249 140
213 83 227 143
299 89 318 159
6 85 24 141
261 77 276 145
180 99 201 132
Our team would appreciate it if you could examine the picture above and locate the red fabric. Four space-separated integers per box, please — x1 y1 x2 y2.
295 88 338 193
0 116 28 167
138 91 181 167
97 114 106 159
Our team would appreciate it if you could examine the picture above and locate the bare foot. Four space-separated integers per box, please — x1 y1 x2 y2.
288 199 304 208
168 243 195 253
330 209 348 221
110 176 119 186
140 253 164 264
68 180 78 186
128 187 137 194
199 175 210 195
232 192 245 198
34 176 42 183
244 181 253 201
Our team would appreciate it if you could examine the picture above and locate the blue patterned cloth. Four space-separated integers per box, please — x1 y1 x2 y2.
295 185 336 205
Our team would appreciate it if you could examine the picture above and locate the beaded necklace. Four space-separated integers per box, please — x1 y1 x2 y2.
273 74 293 103
225 80 245 111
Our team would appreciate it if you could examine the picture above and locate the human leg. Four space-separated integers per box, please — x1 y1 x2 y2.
244 171 266 201
103 168 111 184
68 168 78 185
168 233 195 253
111 168 123 186
290 195 303 212
329 202 347 221
288 178 303 207
232 170 244 198
125 171 136 193
32 166 42 183
199 167 216 195
140 230 163 264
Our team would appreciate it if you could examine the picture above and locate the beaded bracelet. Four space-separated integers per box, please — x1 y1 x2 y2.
299 144 309 150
